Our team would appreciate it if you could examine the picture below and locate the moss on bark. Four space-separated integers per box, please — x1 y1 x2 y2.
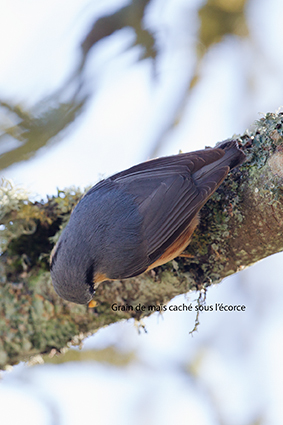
1 111 283 369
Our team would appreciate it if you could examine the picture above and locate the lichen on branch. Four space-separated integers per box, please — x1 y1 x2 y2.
1 111 283 369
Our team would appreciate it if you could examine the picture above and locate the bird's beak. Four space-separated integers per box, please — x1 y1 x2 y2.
88 300 97 308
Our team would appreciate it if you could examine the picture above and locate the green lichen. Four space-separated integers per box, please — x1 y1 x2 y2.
1 111 283 368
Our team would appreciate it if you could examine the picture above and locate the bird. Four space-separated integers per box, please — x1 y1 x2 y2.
50 140 245 304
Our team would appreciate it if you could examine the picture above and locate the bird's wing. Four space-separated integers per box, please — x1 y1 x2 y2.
111 149 230 264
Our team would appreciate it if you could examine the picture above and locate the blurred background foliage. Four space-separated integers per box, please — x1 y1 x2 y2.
198 0 248 50
0 0 249 173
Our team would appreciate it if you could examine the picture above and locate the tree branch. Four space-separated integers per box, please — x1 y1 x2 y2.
1 111 283 369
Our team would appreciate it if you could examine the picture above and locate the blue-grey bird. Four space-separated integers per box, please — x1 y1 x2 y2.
50 140 245 304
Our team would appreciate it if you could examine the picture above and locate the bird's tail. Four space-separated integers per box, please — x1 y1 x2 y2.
193 140 246 183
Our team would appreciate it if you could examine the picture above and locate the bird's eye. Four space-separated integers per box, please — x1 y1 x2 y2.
85 262 95 293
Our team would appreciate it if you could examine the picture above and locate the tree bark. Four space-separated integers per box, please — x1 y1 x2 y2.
1 111 283 369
